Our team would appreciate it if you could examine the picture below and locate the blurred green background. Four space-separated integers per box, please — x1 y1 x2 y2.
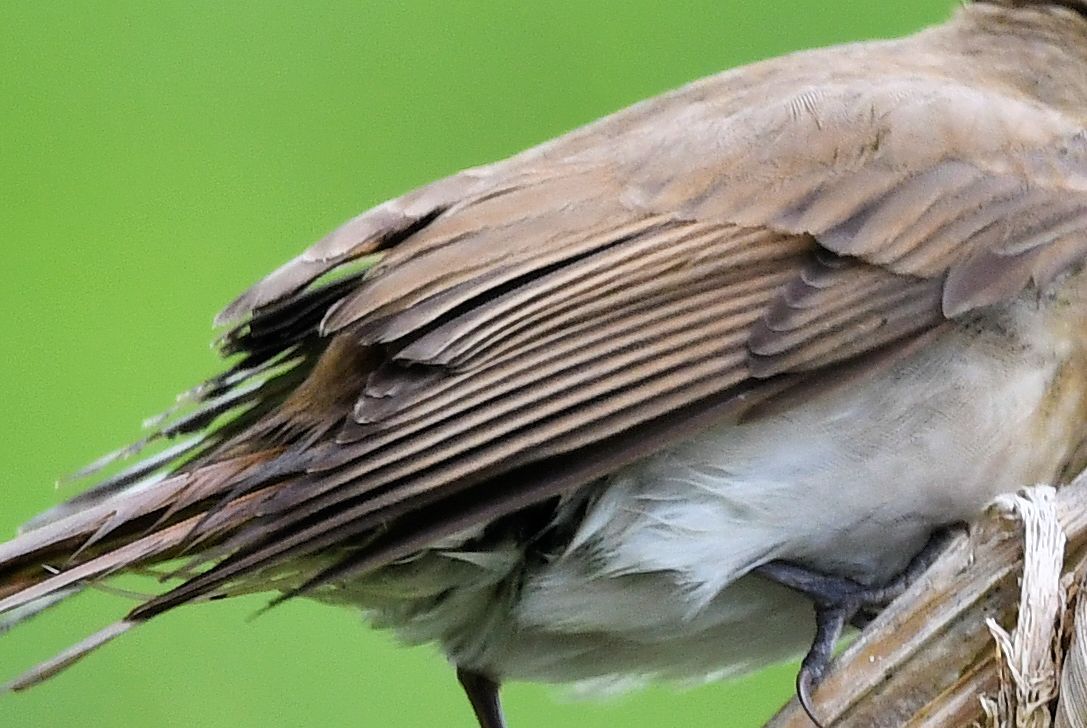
1 2 953 726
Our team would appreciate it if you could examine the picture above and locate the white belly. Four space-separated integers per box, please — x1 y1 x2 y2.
330 307 1085 690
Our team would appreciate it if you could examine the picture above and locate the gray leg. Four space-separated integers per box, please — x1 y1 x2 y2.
457 668 507 728
755 528 955 727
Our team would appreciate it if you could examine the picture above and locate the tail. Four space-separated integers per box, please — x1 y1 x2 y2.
0 264 374 692
0 445 293 692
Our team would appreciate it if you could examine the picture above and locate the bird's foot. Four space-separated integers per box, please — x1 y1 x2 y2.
754 528 956 726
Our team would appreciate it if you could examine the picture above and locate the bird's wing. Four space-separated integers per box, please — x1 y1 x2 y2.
137 71 1087 610
4 62 1087 682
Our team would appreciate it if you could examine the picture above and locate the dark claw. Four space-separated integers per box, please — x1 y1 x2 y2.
795 604 848 728
796 669 821 728
457 667 507 728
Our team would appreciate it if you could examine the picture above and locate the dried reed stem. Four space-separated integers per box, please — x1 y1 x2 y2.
766 473 1087 727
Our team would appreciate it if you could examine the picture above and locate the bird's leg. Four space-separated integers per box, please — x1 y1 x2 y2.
754 528 956 726
456 667 507 728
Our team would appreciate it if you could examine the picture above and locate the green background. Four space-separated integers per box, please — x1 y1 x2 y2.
1 2 953 726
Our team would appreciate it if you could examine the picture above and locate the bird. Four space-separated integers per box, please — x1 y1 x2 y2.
5 1 1087 726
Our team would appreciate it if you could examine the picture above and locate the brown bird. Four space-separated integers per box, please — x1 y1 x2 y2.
4 1 1087 725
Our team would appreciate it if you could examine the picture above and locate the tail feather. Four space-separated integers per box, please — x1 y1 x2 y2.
2 620 137 694
1 251 378 692
0 455 264 575
30 437 203 531
0 461 300 690
0 587 82 636
0 515 204 616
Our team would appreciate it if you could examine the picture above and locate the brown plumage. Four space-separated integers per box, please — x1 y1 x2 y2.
5 1 1087 725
